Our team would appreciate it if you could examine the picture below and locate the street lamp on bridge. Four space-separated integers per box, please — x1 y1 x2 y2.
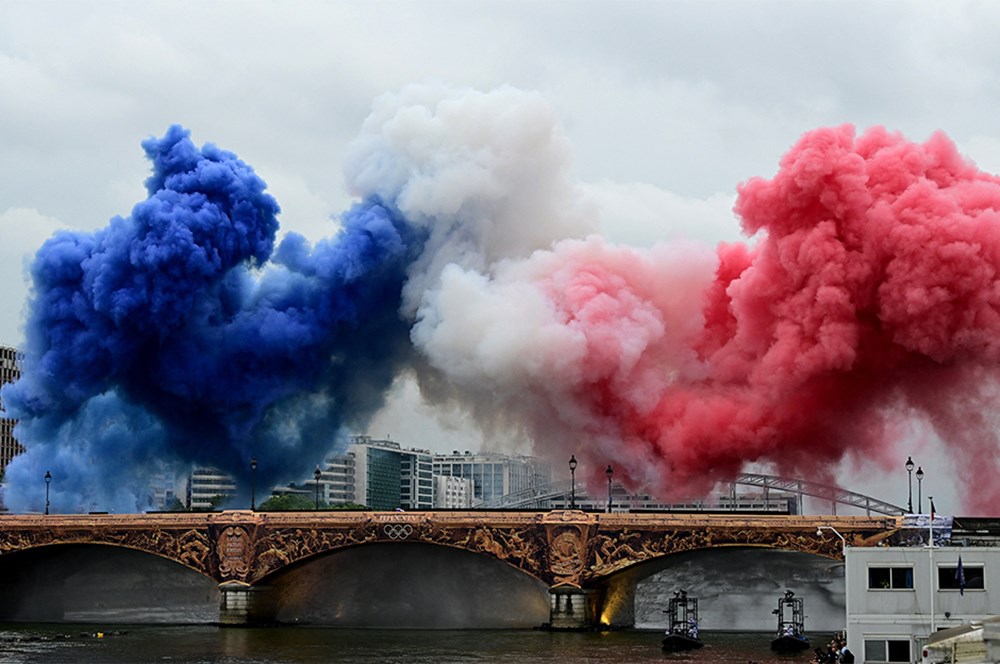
250 456 258 511
816 525 847 556
44 471 51 516
568 455 578 509
314 465 322 511
606 465 613 513
915 466 924 514
905 456 914 513
817 524 849 630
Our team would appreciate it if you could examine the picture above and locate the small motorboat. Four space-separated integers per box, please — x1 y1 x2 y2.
661 589 704 652
770 590 810 652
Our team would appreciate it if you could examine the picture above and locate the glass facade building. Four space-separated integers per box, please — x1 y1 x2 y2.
432 451 550 505
0 346 25 474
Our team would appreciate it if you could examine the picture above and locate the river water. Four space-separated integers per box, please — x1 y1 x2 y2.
0 626 825 664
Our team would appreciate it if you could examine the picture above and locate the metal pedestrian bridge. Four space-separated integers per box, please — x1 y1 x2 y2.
479 472 905 516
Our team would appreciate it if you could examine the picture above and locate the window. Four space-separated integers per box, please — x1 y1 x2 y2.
864 638 910 663
938 564 985 591
868 567 914 590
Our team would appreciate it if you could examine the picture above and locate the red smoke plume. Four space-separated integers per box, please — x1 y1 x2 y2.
534 125 1000 512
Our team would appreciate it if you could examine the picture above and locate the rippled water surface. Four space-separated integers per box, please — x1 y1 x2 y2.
0 625 824 664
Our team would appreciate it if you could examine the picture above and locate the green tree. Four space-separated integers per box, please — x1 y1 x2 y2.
192 494 232 511
259 493 324 511
330 502 367 510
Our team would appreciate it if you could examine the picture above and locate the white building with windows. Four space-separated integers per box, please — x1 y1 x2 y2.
187 468 237 510
432 451 549 505
846 545 999 664
315 453 356 505
433 474 474 509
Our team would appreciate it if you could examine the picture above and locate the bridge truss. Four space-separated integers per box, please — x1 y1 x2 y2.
480 472 905 516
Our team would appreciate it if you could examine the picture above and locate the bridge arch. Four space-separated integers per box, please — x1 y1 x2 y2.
259 541 550 628
246 515 551 586
0 542 220 623
594 545 846 630
582 514 878 585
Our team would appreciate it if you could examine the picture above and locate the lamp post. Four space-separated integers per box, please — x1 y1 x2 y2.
568 455 578 509
817 525 848 639
905 456 914 513
927 496 937 632
606 465 613 513
915 466 924 514
816 525 847 556
314 465 322 511
44 471 51 515
250 456 257 511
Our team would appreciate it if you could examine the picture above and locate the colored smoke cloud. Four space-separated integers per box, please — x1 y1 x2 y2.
4 85 1000 514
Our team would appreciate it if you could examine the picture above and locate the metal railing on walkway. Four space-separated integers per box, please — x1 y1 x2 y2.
479 472 905 516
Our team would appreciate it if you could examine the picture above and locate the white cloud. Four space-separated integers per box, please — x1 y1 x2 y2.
0 207 67 344
582 180 741 248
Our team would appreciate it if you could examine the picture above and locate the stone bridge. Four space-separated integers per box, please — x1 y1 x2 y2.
0 510 903 628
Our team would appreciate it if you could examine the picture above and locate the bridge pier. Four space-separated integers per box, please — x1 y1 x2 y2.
218 582 276 626
548 586 601 630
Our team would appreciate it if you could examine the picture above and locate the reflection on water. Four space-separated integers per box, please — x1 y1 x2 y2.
0 625 823 664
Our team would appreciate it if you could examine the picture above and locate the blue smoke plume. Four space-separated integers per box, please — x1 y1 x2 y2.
2 126 424 512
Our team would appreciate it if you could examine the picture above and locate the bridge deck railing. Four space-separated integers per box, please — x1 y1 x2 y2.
480 473 906 516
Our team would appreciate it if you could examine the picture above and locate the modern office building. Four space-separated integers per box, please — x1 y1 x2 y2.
346 436 436 510
315 453 356 505
433 474 475 509
399 448 434 510
306 439 538 510
187 468 237 510
349 436 402 510
0 345 25 473
432 450 550 505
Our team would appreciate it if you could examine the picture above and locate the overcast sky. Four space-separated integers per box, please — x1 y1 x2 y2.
3 0 996 512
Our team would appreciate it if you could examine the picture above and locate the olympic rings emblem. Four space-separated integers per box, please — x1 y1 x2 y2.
383 524 413 540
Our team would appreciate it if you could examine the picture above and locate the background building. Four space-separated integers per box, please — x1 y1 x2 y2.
316 453 356 505
186 468 237 510
0 345 25 474
432 450 550 505
433 474 474 509
399 448 434 510
350 437 403 510
300 439 538 510
150 473 184 511
348 436 436 510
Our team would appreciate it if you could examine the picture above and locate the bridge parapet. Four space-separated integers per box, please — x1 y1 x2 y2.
0 511 902 589
587 513 900 579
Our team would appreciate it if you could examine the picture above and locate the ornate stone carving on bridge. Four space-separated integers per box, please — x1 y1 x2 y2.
250 516 378 583
0 514 216 579
586 515 900 579
542 510 597 587
217 526 254 580
247 512 551 584
0 512 902 590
